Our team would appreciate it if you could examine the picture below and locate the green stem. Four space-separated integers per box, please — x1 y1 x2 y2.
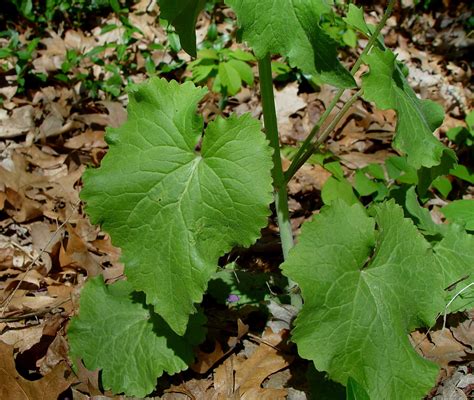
287 90 362 175
284 0 396 182
257 54 294 260
284 88 343 181
350 0 396 75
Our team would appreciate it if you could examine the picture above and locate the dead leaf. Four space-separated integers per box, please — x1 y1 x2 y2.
0 341 75 399
288 164 332 194
191 341 226 374
59 224 102 276
164 379 217 400
37 334 69 376
98 101 127 128
451 313 474 352
213 328 292 399
412 329 467 367
0 106 35 138
192 319 248 374
0 324 44 353
274 83 307 141
337 150 392 170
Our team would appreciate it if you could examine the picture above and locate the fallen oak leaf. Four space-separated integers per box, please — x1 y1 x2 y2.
213 328 293 399
0 341 75 399
191 319 249 374
411 329 467 368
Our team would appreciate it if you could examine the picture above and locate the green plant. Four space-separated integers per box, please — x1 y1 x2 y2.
0 29 41 92
187 47 255 97
6 0 127 26
2 0 149 98
68 1 474 399
447 110 474 148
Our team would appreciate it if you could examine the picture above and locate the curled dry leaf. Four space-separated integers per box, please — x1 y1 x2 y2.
59 224 102 277
0 323 44 353
0 341 75 399
163 379 217 400
213 328 293 400
191 319 249 374
412 329 468 368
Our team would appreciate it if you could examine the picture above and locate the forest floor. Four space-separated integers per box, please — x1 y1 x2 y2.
0 1 473 399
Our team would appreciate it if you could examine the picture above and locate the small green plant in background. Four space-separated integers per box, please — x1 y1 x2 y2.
447 110 474 149
67 0 474 399
0 29 42 93
6 0 129 26
187 48 255 96
1 0 161 99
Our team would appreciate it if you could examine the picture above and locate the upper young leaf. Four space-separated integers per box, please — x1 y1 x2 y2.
159 0 206 57
81 78 273 335
68 277 206 397
282 200 471 399
225 0 355 89
361 47 456 169
343 5 371 36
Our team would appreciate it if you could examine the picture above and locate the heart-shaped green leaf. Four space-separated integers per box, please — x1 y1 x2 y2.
81 78 273 335
282 200 472 399
68 277 206 397
225 0 355 88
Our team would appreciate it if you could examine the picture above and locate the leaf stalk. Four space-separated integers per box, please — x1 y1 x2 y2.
284 0 396 182
257 54 294 260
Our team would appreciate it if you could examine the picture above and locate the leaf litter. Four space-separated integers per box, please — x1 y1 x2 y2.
0 1 472 398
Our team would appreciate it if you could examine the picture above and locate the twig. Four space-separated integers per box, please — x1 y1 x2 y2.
0 298 71 322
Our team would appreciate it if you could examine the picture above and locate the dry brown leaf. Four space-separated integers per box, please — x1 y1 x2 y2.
73 113 112 126
274 83 307 141
0 106 36 138
412 329 467 367
191 341 226 374
5 293 65 316
451 313 474 352
59 224 102 276
64 30 96 53
37 334 70 376
213 328 292 399
72 358 101 396
164 379 217 400
64 130 107 150
0 341 75 399
192 319 249 374
21 146 67 170
98 101 127 128
337 150 392 170
0 323 44 353
288 164 332 194
0 86 17 102
39 114 67 138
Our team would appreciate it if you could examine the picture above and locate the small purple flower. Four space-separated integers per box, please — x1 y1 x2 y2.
227 294 240 303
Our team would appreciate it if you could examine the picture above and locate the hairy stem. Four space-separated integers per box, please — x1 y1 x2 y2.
285 0 396 182
258 54 294 260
